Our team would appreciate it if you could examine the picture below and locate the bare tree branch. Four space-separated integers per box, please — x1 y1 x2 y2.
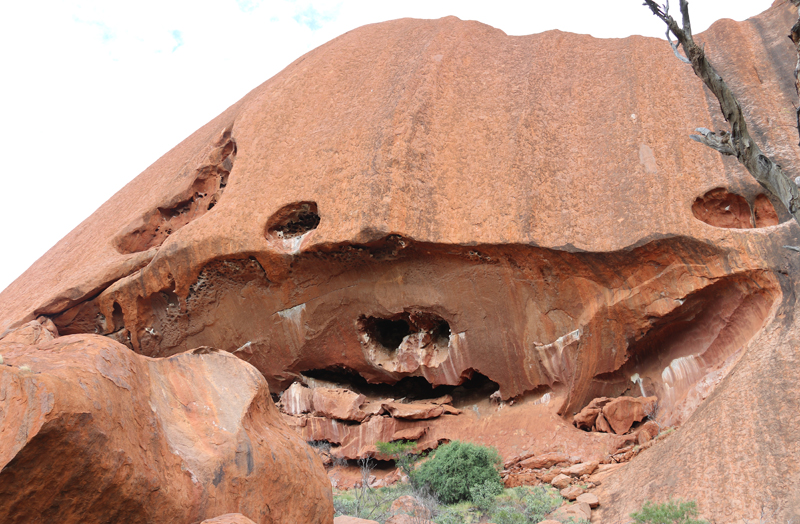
690 128 736 155
666 29 691 64
644 0 800 224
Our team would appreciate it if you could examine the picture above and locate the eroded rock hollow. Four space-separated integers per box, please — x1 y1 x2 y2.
2 2 800 522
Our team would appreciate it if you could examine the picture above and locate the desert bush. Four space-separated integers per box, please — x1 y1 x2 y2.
522 485 562 522
489 485 563 524
377 439 421 478
631 499 708 524
469 478 504 512
413 441 503 504
491 507 527 524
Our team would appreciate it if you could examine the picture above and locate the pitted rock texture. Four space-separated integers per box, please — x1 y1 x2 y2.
1 1 800 522
0 336 332 524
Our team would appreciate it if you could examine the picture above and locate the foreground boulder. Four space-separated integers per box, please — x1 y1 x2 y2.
0 335 332 523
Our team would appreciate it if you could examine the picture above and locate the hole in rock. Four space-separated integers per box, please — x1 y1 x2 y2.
114 133 236 254
357 311 451 353
266 201 320 240
753 194 780 227
111 302 125 332
692 188 752 228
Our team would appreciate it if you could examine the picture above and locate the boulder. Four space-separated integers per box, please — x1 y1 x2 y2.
552 501 592 521
0 336 333 524
595 412 613 433
518 452 570 470
572 397 611 430
636 420 661 444
576 493 600 508
550 473 572 490
312 387 367 421
602 396 659 435
563 461 599 477
560 485 584 501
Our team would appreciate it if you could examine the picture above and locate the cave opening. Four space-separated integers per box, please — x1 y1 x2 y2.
357 311 451 352
299 366 498 406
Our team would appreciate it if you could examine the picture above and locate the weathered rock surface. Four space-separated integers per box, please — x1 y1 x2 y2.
1 1 799 522
0 336 332 523
201 515 257 524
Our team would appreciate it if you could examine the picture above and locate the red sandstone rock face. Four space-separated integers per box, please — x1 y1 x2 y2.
0 336 332 523
1 1 800 522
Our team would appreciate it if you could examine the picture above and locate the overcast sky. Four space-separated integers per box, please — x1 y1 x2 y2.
0 0 775 293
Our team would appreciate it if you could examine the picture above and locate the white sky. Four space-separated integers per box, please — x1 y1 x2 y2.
0 0 775 294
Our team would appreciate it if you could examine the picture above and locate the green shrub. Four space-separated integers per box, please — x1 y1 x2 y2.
491 507 527 524
413 441 503 504
377 439 420 478
631 499 708 524
522 485 562 523
469 478 504 512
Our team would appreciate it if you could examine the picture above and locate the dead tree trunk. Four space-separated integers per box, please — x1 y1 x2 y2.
644 0 800 226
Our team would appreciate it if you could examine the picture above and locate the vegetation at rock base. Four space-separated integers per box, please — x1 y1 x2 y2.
413 440 503 504
333 483 580 524
376 439 421 478
630 499 708 524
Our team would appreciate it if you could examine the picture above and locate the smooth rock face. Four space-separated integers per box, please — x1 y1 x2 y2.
0 336 332 523
1 2 800 522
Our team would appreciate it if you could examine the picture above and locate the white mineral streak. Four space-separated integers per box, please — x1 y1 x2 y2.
533 328 581 383
283 382 312 415
661 355 705 409
278 303 306 348
279 233 307 254
532 392 551 406
421 331 466 385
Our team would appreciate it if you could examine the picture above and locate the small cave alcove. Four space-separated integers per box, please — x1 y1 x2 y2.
358 311 451 352
357 311 453 374
266 201 320 239
691 187 781 229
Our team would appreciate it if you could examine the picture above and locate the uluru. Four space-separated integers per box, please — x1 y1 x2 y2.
1 1 799 523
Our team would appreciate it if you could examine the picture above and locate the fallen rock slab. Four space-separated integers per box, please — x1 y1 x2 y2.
382 401 444 420
563 461 599 477
560 485 584 500
312 387 367 421
0 335 333 524
518 452 570 470
572 397 611 430
602 396 658 435
576 493 599 508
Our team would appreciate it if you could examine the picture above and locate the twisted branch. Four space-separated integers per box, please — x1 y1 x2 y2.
643 0 800 223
